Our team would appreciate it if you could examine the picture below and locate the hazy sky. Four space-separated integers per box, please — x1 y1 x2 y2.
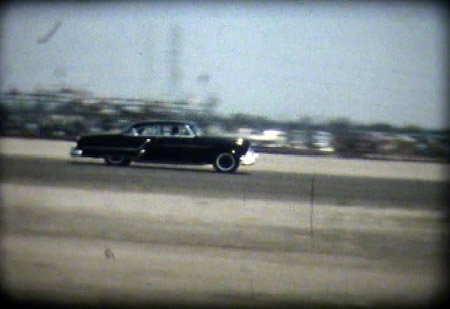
0 1 448 129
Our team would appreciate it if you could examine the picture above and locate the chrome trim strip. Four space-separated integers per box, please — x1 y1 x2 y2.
136 138 152 157
79 139 153 158
138 138 152 150
82 146 140 152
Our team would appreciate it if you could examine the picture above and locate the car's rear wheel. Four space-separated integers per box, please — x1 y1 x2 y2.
104 154 131 166
213 152 239 173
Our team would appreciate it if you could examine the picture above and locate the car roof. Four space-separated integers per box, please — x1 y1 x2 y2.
130 120 197 127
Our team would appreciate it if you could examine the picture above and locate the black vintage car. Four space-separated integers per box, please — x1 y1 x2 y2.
70 120 257 173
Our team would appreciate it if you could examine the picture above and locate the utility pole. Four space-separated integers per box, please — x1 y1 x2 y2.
167 25 183 102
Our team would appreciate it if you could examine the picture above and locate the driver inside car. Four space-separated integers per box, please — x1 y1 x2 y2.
171 125 179 136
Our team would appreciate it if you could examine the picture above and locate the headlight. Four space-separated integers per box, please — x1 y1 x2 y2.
236 138 244 146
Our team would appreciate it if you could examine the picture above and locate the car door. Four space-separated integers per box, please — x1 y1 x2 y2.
129 123 163 162
156 124 198 163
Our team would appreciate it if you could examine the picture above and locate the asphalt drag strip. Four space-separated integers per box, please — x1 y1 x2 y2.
0 155 447 209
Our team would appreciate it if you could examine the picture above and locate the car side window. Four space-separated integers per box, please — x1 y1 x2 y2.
168 124 193 137
128 124 193 137
127 127 139 136
178 125 191 136
161 125 173 136
140 124 160 136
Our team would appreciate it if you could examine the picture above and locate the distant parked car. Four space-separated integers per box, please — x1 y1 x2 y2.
71 120 258 173
334 131 377 157
311 131 335 153
289 130 311 150
247 129 288 148
412 134 450 158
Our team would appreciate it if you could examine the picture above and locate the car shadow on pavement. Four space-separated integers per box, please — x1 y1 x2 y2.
69 160 252 176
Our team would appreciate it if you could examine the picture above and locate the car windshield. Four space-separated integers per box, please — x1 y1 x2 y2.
189 124 202 136
121 123 138 135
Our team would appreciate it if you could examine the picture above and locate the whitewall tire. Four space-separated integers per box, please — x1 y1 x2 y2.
213 153 239 173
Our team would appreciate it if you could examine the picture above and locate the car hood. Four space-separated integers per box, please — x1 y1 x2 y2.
197 135 251 146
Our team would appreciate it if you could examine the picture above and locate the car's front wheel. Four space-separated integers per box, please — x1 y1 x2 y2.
213 152 239 173
104 154 131 166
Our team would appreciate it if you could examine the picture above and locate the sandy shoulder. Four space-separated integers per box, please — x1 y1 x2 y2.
2 183 444 238
1 183 446 306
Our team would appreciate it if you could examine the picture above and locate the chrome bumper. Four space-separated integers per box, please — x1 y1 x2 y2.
70 147 83 157
240 148 258 165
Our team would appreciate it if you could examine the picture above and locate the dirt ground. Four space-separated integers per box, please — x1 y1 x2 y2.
1 182 447 307
0 138 448 307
